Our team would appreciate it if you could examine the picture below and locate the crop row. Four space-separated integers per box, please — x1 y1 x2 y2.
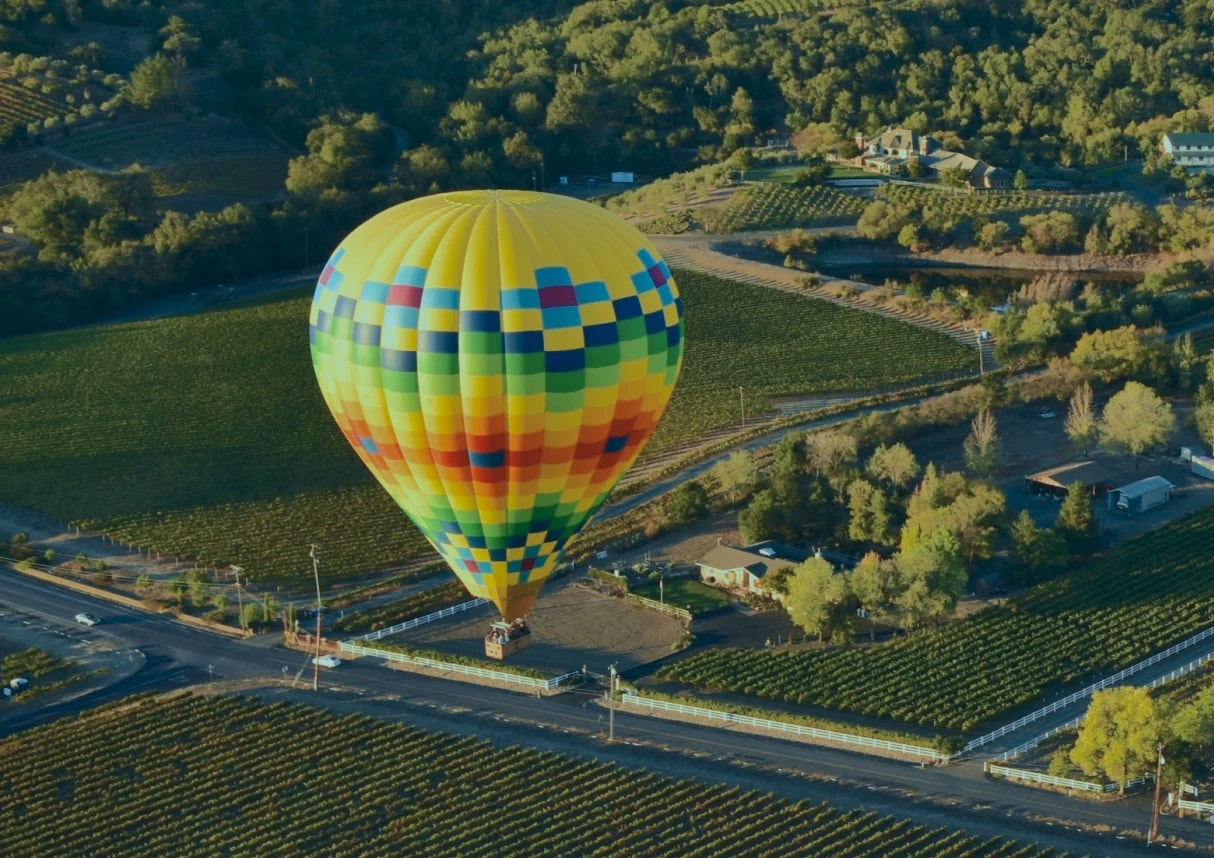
0 297 431 583
0 693 1068 857
0 270 972 581
707 183 867 232
643 268 976 454
51 118 286 168
660 503 1214 732
0 79 68 123
880 185 1131 219
329 578 469 634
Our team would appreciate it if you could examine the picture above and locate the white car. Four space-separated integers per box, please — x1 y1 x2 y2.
312 654 341 668
1039 409 1056 419
74 612 100 626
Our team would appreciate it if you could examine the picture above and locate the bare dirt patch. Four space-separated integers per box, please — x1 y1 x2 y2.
390 574 686 676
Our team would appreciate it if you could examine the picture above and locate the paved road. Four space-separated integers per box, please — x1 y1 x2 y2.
2 566 1212 855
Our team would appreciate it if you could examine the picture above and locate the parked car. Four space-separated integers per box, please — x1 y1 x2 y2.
74 612 100 626
312 654 341 668
9 677 29 691
1039 408 1056 419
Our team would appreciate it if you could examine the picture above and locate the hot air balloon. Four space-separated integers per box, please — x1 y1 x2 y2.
308 190 684 630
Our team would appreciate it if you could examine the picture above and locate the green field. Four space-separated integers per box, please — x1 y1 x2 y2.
151 152 290 202
631 577 731 614
0 294 428 584
647 269 976 453
0 271 972 582
660 504 1214 733
0 693 1069 858
706 183 867 232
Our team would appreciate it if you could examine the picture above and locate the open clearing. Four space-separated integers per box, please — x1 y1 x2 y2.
389 574 685 676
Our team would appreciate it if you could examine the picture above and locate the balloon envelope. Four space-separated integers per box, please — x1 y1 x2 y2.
309 191 684 620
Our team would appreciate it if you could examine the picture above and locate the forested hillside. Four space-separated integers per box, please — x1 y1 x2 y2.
0 0 1211 332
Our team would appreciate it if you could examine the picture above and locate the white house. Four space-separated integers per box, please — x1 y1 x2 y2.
1162 132 1214 174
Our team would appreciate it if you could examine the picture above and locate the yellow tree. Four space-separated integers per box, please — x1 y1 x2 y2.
1070 686 1162 793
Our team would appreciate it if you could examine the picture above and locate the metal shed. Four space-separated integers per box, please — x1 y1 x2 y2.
1024 461 1113 499
1107 476 1175 515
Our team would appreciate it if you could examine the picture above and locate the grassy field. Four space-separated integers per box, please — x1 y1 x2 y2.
0 693 1071 858
631 577 731 614
705 183 867 231
661 503 1214 733
646 268 976 453
0 270 972 583
151 152 289 202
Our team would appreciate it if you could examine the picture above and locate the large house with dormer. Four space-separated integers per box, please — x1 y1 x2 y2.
1162 132 1214 175
854 128 1011 190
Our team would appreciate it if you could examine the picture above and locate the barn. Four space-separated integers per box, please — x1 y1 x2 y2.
1024 461 1113 499
1106 475 1175 515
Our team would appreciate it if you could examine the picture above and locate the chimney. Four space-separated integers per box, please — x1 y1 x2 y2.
855 132 866 152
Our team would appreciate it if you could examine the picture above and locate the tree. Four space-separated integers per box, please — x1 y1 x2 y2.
711 449 756 503
1071 686 1162 793
847 480 891 544
666 480 709 527
1009 510 1069 584
1194 402 1214 456
857 200 908 240
849 551 902 640
136 573 152 592
784 556 852 643
939 166 971 190
805 428 857 481
1065 381 1098 455
240 602 262 631
1070 326 1169 385
126 54 179 110
1173 684 1214 754
1056 481 1099 552
963 407 1000 477
1013 169 1028 191
738 489 780 544
1099 381 1175 466
866 442 919 490
169 576 188 607
893 527 966 628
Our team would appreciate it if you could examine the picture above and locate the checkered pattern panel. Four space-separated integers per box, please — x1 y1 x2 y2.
310 191 684 621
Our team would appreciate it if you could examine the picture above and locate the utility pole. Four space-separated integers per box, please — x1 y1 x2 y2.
231 565 245 635
531 170 537 191
976 330 985 376
1149 742 1165 843
739 386 745 431
309 545 322 692
607 664 617 743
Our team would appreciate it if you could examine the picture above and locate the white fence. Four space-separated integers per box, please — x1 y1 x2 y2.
620 692 948 763
964 624 1214 755
987 763 1149 794
339 640 580 693
356 598 490 641
1178 799 1214 816
992 645 1214 762
624 593 692 622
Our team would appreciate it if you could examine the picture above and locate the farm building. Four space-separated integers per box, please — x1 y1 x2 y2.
1024 460 1113 499
1107 476 1175 515
697 542 806 598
